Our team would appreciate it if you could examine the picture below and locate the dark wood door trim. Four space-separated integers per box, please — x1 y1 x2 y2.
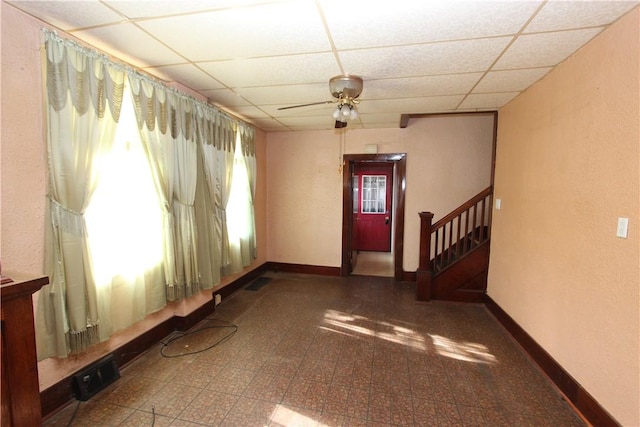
342 153 406 280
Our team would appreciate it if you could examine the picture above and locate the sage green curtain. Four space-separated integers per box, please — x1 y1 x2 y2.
130 77 178 298
240 125 258 261
37 32 125 358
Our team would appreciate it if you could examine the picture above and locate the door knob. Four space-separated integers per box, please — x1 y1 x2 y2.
385 217 389 224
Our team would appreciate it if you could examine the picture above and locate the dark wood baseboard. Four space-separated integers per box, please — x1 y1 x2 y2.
402 271 416 282
41 263 270 419
266 262 341 277
484 295 619 427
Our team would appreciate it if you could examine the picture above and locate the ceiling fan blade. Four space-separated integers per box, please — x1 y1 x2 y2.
277 100 335 110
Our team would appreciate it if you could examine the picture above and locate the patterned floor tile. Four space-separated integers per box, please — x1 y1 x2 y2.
44 274 587 427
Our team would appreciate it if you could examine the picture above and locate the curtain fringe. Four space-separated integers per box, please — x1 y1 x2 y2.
68 324 100 354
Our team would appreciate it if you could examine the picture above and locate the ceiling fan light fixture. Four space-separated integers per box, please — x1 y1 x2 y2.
329 75 363 99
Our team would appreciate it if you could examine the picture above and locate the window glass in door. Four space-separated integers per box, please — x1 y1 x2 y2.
362 175 386 213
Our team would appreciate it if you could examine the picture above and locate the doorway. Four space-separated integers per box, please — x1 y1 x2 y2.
341 153 406 280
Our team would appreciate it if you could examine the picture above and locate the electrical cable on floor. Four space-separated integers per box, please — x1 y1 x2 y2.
65 399 81 427
159 318 238 358
151 404 155 427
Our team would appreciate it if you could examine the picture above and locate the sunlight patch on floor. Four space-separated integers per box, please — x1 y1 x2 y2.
322 309 426 350
430 334 497 365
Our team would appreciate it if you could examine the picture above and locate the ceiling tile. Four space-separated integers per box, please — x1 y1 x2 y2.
364 74 483 99
458 92 519 110
494 28 603 70
247 117 289 131
261 102 336 118
144 64 225 90
200 88 252 107
320 0 542 49
198 53 341 88
358 96 464 114
230 105 271 119
339 37 512 79
526 0 639 33
473 68 552 93
277 115 342 130
362 122 401 129
359 113 403 125
104 0 278 19
72 23 185 68
7 1 123 30
236 83 332 107
136 1 330 61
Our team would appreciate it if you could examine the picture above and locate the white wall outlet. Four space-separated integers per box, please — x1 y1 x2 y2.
214 294 222 306
495 198 502 210
616 217 629 238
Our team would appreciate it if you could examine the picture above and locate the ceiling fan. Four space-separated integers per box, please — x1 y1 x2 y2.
277 75 363 128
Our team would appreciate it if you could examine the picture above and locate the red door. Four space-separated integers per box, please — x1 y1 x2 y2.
353 165 392 252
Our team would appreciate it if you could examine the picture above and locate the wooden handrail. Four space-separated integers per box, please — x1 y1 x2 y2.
432 187 492 230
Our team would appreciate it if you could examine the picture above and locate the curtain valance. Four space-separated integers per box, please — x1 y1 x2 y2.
44 31 124 120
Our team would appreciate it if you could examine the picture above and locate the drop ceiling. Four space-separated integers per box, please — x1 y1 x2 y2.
5 0 638 132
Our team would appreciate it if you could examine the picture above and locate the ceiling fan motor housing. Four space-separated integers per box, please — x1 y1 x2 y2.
330 75 363 99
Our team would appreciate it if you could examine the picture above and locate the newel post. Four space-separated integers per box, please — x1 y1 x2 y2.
416 212 434 301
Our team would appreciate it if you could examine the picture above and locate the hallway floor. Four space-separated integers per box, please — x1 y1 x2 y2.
351 251 394 278
44 273 585 426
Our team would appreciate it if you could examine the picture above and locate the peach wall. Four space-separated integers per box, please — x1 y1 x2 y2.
1 4 268 390
1 2 48 275
488 8 639 426
266 114 494 271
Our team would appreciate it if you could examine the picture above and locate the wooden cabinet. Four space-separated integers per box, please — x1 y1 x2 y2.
1 274 48 427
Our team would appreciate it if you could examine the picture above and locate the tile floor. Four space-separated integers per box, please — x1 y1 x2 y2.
351 252 394 278
44 273 586 426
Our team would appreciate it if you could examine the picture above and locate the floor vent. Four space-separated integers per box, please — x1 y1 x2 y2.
72 354 120 401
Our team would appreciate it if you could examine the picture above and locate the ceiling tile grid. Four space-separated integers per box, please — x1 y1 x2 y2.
6 0 639 131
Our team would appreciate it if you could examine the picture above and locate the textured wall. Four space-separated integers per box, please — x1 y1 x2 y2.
488 8 639 425
1 3 48 275
266 114 495 271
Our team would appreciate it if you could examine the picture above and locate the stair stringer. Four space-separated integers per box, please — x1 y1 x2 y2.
431 239 490 302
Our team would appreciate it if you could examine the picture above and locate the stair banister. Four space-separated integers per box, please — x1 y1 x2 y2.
416 211 434 301
417 187 493 302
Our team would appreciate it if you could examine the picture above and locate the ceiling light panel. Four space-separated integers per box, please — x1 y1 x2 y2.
136 2 331 61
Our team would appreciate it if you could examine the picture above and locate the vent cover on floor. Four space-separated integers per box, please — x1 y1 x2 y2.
72 354 120 401
245 277 271 291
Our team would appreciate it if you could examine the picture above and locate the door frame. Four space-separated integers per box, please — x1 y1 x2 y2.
341 153 406 280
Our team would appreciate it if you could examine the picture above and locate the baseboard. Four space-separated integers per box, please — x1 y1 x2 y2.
41 263 269 419
484 295 619 427
266 261 341 277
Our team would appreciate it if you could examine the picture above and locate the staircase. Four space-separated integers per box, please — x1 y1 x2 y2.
416 187 492 302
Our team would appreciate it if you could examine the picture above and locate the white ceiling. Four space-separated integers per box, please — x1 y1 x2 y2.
6 0 638 132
